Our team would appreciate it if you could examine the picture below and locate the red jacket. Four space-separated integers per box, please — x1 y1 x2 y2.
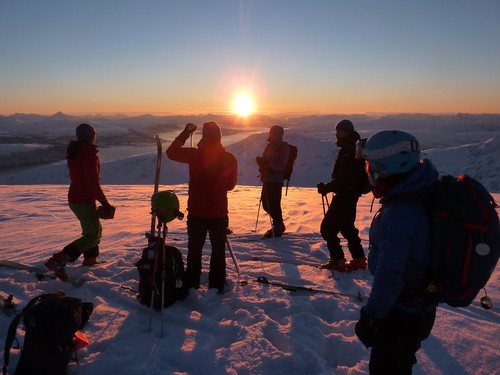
167 139 237 218
67 142 108 205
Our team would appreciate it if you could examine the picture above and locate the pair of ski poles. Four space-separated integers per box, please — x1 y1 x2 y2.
147 220 170 338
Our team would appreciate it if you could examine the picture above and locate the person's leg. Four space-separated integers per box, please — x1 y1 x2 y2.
268 183 284 233
261 183 271 215
320 197 344 261
183 215 208 290
369 309 435 375
46 202 101 280
207 216 229 291
69 202 102 256
339 195 365 261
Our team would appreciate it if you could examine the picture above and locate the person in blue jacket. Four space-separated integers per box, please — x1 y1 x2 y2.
355 130 438 374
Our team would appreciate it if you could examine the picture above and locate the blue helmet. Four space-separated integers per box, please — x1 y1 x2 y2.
361 130 421 182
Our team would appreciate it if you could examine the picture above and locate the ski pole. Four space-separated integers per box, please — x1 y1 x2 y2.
226 237 244 283
255 197 262 233
148 224 161 333
160 222 167 338
255 276 363 302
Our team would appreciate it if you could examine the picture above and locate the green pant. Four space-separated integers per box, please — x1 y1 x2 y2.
69 202 102 256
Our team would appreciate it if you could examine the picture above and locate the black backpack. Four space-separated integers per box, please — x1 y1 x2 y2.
382 175 499 308
136 237 185 309
2 291 93 375
425 175 500 307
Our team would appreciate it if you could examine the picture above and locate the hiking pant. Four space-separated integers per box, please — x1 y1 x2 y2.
183 214 228 290
320 192 364 260
66 202 102 261
261 181 284 228
369 307 436 375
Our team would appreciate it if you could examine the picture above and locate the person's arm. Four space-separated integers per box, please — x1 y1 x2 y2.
364 205 417 317
227 154 238 191
166 123 197 163
80 148 108 205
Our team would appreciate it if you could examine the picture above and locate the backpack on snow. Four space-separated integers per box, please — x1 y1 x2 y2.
283 144 297 195
424 175 499 307
2 291 93 375
135 236 185 309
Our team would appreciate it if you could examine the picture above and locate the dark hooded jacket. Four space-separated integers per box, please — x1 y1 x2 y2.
324 130 366 195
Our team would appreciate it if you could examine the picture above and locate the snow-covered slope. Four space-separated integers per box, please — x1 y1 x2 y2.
2 132 499 193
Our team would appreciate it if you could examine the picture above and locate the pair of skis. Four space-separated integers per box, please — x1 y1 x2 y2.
147 135 169 337
0 259 85 287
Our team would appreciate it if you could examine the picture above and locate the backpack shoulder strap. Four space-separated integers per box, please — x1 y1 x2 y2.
2 294 45 375
3 311 23 375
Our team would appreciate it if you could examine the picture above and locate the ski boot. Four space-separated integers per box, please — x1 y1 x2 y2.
45 251 71 281
82 246 100 266
347 257 368 271
320 259 348 272
262 223 285 239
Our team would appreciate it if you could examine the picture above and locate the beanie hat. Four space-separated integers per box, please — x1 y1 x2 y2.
76 123 96 143
335 119 354 133
267 125 284 142
202 121 222 143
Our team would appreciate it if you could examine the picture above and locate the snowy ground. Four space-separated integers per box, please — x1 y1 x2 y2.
0 116 499 374
0 184 499 375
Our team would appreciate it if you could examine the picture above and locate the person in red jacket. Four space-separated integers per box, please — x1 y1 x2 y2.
45 123 114 280
167 121 237 295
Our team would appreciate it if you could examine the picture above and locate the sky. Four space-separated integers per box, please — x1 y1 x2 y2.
1 0 500 116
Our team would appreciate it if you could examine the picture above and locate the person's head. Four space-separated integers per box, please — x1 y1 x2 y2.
76 123 96 144
335 119 354 144
267 125 284 143
360 130 421 185
198 121 222 147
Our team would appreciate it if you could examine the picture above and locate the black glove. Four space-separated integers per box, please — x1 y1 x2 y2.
97 202 115 220
317 182 328 196
175 123 197 143
355 307 384 348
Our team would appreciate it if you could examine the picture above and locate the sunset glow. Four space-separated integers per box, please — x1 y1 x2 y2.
1 2 500 115
233 95 254 117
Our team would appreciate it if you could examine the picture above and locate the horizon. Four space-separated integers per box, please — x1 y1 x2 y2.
1 2 500 115
3 110 500 118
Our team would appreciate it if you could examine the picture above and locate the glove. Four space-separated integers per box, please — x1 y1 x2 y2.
97 202 116 220
175 123 197 143
355 307 384 348
317 182 328 196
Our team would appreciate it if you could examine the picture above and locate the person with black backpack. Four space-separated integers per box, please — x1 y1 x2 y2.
354 130 439 374
317 119 368 271
256 125 293 238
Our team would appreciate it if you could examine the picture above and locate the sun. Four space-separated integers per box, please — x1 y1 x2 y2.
233 95 254 117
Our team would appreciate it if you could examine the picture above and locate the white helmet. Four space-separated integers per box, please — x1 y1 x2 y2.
361 130 421 182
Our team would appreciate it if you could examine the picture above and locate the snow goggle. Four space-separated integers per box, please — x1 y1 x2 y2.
355 138 420 160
